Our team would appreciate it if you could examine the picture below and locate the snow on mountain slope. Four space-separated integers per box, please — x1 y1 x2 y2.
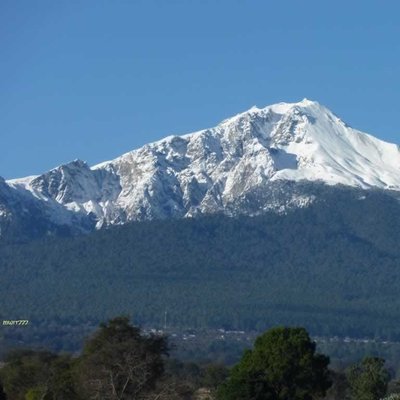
4 99 400 232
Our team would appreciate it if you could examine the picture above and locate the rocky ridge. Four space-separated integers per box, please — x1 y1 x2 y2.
2 99 400 237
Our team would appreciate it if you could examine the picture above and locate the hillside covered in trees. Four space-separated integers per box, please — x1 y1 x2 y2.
2 185 400 353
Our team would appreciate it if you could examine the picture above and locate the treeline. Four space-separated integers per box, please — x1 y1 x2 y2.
1 317 400 400
0 317 229 400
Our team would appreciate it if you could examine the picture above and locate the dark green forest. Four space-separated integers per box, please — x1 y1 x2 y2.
1 186 400 355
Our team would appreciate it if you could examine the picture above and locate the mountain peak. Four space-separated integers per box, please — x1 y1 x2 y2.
298 97 318 106
228 99 323 124
4 99 400 234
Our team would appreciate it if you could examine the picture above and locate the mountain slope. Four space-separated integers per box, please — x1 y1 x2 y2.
3 99 400 237
2 185 400 353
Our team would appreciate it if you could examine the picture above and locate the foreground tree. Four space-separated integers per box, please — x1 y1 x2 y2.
77 316 169 400
217 326 331 400
347 357 390 400
0 350 77 400
0 349 53 400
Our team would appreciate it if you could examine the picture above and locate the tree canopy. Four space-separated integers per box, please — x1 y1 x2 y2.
0 349 77 400
347 356 390 400
218 326 331 400
77 316 169 400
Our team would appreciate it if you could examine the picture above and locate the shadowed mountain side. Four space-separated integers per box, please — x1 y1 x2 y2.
1 184 400 353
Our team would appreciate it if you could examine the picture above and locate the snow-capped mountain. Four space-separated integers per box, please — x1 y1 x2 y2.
2 99 400 237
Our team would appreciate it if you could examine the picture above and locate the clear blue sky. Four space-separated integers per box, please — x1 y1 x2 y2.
1 0 399 179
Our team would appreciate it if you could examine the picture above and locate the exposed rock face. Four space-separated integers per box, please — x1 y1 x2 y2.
3 99 400 238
